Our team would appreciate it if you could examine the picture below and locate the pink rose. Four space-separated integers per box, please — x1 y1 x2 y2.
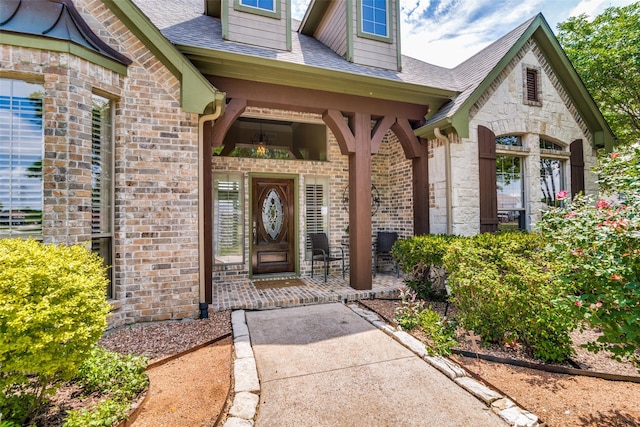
557 190 568 200
596 199 609 209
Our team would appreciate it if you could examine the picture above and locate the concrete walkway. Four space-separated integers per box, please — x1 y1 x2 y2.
243 303 506 427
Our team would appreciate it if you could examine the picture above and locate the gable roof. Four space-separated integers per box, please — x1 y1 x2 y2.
130 0 614 148
103 0 224 114
415 14 616 149
132 0 456 108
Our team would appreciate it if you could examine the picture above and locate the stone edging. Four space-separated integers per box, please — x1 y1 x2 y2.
224 310 260 427
225 304 541 427
347 303 541 427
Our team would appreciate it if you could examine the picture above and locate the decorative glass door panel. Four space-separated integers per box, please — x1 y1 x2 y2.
252 177 295 274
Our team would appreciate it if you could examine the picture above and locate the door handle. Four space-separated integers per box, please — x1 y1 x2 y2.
253 221 257 245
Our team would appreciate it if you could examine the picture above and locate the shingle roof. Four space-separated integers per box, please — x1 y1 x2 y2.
425 16 536 124
132 0 460 91
132 0 537 118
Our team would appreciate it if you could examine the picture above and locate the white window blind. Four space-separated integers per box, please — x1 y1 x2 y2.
0 79 44 238
213 173 244 264
305 176 328 258
91 94 114 298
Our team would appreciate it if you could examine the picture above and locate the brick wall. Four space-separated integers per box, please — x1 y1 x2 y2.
211 107 415 286
1 0 202 328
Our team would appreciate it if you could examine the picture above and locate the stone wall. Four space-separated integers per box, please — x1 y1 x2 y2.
428 39 599 235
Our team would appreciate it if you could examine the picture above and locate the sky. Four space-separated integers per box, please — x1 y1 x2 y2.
291 0 636 68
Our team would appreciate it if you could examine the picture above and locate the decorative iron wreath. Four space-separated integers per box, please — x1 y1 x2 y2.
342 184 381 216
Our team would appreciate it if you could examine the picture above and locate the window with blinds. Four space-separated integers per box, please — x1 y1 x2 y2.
213 173 244 264
305 176 328 259
0 79 44 238
91 94 114 298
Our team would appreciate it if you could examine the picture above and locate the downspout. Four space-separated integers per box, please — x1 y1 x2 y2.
434 128 452 235
198 104 223 319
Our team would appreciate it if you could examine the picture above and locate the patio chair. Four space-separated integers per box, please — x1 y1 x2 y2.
374 231 399 277
309 233 345 282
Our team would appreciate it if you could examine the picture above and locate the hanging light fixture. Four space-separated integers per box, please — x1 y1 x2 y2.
252 124 269 156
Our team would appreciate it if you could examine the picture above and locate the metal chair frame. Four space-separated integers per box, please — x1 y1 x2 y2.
309 233 345 282
374 231 399 277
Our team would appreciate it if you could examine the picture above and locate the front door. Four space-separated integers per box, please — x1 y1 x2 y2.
252 177 296 275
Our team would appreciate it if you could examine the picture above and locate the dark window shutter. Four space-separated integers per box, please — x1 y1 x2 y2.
478 125 498 233
570 139 585 197
526 69 538 102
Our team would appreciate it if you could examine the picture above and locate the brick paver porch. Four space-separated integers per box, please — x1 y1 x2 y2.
210 273 403 311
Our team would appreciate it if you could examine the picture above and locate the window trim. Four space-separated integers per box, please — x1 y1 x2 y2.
212 172 245 265
91 93 115 298
234 0 280 19
304 176 329 260
357 0 392 43
523 64 542 106
0 78 45 239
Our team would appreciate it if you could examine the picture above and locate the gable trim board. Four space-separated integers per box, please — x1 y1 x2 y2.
415 14 615 150
178 44 455 108
103 0 224 114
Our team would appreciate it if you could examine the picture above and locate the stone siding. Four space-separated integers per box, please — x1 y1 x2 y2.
428 39 599 235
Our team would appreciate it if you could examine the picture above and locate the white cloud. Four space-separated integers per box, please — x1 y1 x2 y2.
292 0 636 67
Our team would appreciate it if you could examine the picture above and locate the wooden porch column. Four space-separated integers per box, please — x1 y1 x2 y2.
349 112 373 290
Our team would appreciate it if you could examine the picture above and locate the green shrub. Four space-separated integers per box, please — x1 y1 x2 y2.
417 307 458 356
76 347 148 400
62 347 148 427
62 398 130 427
392 234 460 299
443 231 577 362
0 239 111 425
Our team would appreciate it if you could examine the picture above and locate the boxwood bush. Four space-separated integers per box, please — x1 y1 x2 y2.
0 239 111 425
443 231 578 362
391 234 461 299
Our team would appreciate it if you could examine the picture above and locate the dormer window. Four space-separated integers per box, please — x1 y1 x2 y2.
360 0 389 39
239 0 275 12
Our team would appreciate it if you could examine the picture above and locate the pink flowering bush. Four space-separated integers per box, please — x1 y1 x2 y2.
537 144 639 368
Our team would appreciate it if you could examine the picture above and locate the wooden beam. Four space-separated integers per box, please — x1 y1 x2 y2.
209 76 428 121
349 112 373 290
210 98 247 147
370 115 395 154
412 139 430 236
322 109 355 154
391 118 422 159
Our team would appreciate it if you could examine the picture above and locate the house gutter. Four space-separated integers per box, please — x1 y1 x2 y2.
434 128 453 235
198 104 223 319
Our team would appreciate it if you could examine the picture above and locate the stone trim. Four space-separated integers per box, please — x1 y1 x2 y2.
470 39 592 144
522 63 542 107
531 43 592 143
